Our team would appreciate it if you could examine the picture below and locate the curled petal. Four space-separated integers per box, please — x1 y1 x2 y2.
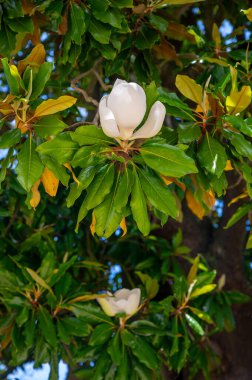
129 101 166 140
113 78 127 87
99 96 121 138
125 289 141 315
114 288 131 299
97 297 116 316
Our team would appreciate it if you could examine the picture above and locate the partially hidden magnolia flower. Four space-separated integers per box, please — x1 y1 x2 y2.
99 79 166 140
97 288 141 317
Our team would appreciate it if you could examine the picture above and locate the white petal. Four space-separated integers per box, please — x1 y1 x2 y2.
97 297 116 316
99 96 120 138
129 101 166 140
114 288 131 300
107 82 146 131
113 78 127 87
125 289 141 315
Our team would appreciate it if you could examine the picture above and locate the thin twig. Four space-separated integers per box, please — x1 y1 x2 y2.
65 121 98 131
70 61 112 107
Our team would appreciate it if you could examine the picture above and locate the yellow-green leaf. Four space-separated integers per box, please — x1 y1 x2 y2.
156 0 203 6
190 284 216 299
212 23 221 48
241 8 252 22
226 86 252 115
187 255 200 284
189 306 214 324
68 293 108 304
34 96 77 118
26 267 54 295
175 74 203 106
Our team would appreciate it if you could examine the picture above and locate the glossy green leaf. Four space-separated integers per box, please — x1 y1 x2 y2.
130 169 150 236
185 313 204 336
1 58 19 95
89 323 114 346
71 125 113 145
70 3 86 44
89 18 111 44
31 62 54 99
198 135 227 177
225 202 252 229
141 143 197 177
36 133 78 164
138 168 177 218
8 17 34 33
16 138 44 191
0 129 20 149
34 115 67 138
38 306 58 347
85 164 115 209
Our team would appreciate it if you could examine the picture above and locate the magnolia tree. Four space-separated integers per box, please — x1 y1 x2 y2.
0 0 252 379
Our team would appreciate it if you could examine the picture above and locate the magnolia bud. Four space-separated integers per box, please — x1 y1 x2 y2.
97 288 141 317
98 79 166 141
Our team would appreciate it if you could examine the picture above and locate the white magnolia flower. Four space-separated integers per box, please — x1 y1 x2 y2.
99 79 166 141
97 288 141 317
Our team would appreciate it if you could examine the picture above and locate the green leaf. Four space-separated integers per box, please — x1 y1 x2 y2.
67 165 98 207
70 3 86 44
34 115 67 138
0 148 13 189
94 189 124 238
107 332 121 365
38 306 58 348
225 203 252 228
190 284 216 298
225 291 250 304
223 130 252 160
170 316 179 356
71 145 104 168
26 267 54 295
149 14 168 32
94 169 132 237
88 0 110 12
0 129 20 148
89 323 114 346
138 168 177 218
36 133 78 164
129 320 165 336
67 303 113 325
121 330 159 370
1 58 19 95
31 62 54 100
8 17 34 33
178 122 201 143
93 8 123 28
184 313 204 336
0 25 16 57
89 18 111 44
158 91 195 121
198 135 227 177
130 169 150 236
71 125 113 145
225 115 252 138
58 317 91 338
85 164 115 209
110 0 133 7
136 25 160 49
16 138 44 191
135 271 159 299
49 351 59 380
5 1 23 18
140 143 197 177
189 307 214 324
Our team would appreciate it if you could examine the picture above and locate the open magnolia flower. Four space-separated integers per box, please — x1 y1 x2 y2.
97 288 141 317
99 79 166 140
